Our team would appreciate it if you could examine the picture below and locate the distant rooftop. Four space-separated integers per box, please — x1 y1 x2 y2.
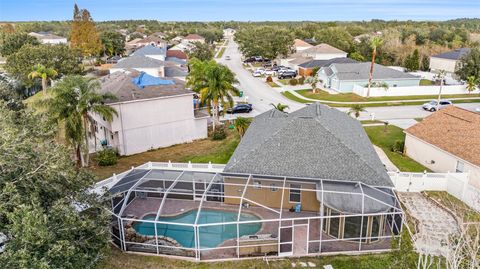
184 34 204 40
299 57 357 69
432 48 471 60
112 55 164 69
28 32 66 40
99 70 191 103
294 39 313 48
302 43 347 55
132 44 166 56
327 62 419 80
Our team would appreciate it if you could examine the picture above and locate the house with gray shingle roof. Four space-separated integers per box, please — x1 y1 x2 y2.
317 62 420 93
429 48 471 74
132 44 167 61
110 55 165 77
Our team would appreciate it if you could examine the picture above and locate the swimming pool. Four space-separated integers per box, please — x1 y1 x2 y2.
133 209 261 248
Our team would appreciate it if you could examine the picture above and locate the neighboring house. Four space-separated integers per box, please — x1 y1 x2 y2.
164 61 188 80
135 35 167 48
298 57 357 77
280 43 347 71
317 62 420 93
28 32 67 44
293 39 313 52
91 70 208 156
105 103 402 260
169 42 194 53
171 35 184 43
429 48 471 74
151 32 167 39
404 106 480 188
110 55 165 77
182 34 206 44
132 44 167 61
125 38 143 53
167 49 188 61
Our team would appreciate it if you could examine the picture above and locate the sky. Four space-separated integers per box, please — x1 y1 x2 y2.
0 0 479 22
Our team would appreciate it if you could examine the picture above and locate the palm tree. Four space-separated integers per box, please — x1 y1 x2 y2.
347 104 366 119
187 59 239 131
28 64 58 95
270 103 289 112
234 117 250 138
366 37 383 98
39 75 117 167
466 76 478 94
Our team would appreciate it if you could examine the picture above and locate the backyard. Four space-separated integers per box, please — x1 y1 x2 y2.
89 129 240 180
364 125 429 172
425 191 480 223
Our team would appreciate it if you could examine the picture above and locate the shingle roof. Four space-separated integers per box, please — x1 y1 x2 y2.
294 39 313 48
224 103 392 187
405 106 480 167
138 35 166 44
299 57 357 69
302 43 347 55
184 34 204 40
99 70 191 103
132 45 166 56
329 62 419 80
432 48 471 60
112 55 164 69
164 66 188 77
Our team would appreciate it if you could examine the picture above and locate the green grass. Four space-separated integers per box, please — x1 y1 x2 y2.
98 245 412 269
278 79 290 85
267 81 280 87
89 129 240 180
281 91 311 104
420 79 435 86
425 191 480 223
361 120 384 124
297 89 480 103
216 47 226 58
364 125 430 172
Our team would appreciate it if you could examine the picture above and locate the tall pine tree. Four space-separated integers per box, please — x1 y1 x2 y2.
70 4 102 57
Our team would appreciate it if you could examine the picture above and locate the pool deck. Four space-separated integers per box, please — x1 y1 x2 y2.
121 197 393 260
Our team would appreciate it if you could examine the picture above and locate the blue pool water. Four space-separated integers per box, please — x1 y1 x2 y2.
133 209 261 248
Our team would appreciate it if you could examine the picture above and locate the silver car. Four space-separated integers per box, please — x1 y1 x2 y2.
422 100 452 112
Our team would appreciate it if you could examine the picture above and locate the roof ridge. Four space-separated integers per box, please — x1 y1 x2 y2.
226 115 293 171
313 115 387 180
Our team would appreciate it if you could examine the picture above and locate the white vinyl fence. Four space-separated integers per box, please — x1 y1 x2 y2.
389 171 480 211
353 84 478 97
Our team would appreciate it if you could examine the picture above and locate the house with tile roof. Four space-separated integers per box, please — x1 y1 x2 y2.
182 34 206 44
317 62 420 93
429 48 471 74
404 106 480 188
89 70 208 156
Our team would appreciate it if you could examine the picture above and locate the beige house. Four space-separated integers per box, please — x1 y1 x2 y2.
293 39 313 52
280 43 347 71
90 70 208 156
182 34 206 44
404 106 480 188
429 48 471 74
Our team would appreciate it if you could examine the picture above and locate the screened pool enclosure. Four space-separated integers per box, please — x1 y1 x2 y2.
102 162 403 261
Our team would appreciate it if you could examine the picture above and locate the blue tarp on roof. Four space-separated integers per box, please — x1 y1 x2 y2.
132 72 175 88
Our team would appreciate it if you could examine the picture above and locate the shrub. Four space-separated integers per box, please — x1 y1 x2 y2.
289 78 298 86
266 75 273 82
391 140 405 153
298 76 305 84
212 127 227 140
97 148 118 166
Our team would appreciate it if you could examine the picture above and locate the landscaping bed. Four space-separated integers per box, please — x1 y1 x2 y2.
216 47 226 58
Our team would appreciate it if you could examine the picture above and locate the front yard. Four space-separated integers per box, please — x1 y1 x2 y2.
364 125 429 172
89 129 240 180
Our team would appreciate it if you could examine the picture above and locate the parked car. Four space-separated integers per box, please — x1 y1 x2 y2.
243 57 256 63
422 100 453 112
226 104 253 114
252 71 262 77
271 66 280 72
264 69 276 76
225 55 231 60
278 71 297 79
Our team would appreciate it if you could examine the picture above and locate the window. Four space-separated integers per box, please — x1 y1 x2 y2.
253 181 261 189
270 183 278 192
289 184 301 203
329 210 340 238
456 161 465 172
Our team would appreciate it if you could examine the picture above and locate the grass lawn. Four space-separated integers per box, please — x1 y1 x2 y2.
98 245 404 269
361 120 384 124
281 91 311 104
425 191 480 223
216 47 226 58
364 125 429 172
278 79 290 85
89 129 240 180
267 81 280 87
420 79 435 86
297 89 480 103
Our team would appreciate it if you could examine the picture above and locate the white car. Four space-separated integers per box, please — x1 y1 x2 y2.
254 68 265 74
264 69 276 76
252 71 262 77
422 100 452 112
225 55 230 60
